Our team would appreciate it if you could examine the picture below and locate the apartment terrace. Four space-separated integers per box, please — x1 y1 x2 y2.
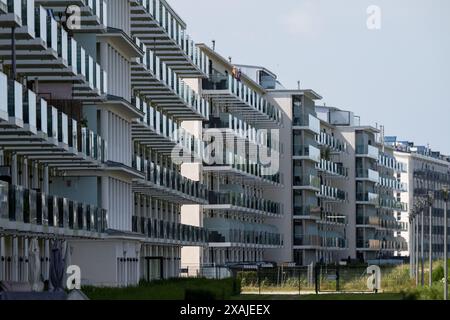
0 72 107 169
131 155 208 205
204 191 283 218
132 95 204 161
34 0 108 32
132 39 208 120
0 181 107 238
129 0 207 77
0 4 108 101
131 216 208 247
201 73 281 127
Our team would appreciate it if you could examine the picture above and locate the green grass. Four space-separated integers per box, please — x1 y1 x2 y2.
233 293 405 300
83 278 240 300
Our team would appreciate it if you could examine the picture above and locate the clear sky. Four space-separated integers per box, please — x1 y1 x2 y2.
170 0 450 154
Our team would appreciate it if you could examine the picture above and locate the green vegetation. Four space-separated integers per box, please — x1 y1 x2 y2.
234 293 405 300
83 278 240 300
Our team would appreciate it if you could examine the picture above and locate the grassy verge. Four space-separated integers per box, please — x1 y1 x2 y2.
233 293 406 300
83 278 240 300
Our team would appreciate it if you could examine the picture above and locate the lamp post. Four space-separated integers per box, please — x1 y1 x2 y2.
443 186 448 300
421 203 425 287
428 191 434 287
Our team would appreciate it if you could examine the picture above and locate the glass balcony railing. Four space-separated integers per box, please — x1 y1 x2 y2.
207 228 283 247
356 168 379 183
293 174 320 189
133 40 208 119
319 185 347 201
378 177 407 191
356 144 379 160
131 0 208 74
317 131 347 153
132 155 208 201
379 153 406 172
133 96 204 159
0 181 107 234
1 71 107 163
379 198 408 211
293 144 321 162
293 235 321 247
293 205 321 218
317 159 348 177
356 192 379 205
357 238 408 251
2 0 21 23
292 114 321 134
202 74 281 124
132 216 208 245
207 114 280 152
206 151 281 184
207 191 283 216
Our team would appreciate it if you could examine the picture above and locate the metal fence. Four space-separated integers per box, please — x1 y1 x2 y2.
231 264 411 294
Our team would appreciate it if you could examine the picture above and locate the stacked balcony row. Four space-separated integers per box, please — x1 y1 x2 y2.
132 216 207 246
207 113 279 152
1 72 107 166
317 159 348 177
0 4 107 99
132 154 208 203
130 0 208 75
0 182 107 235
205 151 281 185
205 218 283 247
132 39 208 120
357 238 408 251
206 191 283 217
379 153 406 172
33 0 108 31
202 74 282 125
318 185 347 202
317 131 347 153
132 95 204 159
293 234 346 249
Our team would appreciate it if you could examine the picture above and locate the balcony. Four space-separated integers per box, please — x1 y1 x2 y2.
129 0 207 77
204 191 283 218
34 0 108 32
318 185 347 202
293 144 321 163
201 74 281 126
132 158 208 205
356 168 379 183
132 216 208 246
131 96 204 161
379 198 408 212
0 72 107 168
131 40 209 120
293 174 320 191
205 218 283 248
317 131 347 153
356 144 379 160
357 238 408 252
293 235 321 248
317 159 348 178
0 0 22 27
0 181 107 236
293 205 321 219
379 153 406 172
378 177 407 192
0 5 107 100
207 113 279 153
293 114 320 135
203 152 281 187
356 192 379 206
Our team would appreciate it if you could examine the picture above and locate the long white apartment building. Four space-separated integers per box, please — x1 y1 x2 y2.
386 138 450 262
0 0 211 287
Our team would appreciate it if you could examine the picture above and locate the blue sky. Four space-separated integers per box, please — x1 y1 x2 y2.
170 0 450 154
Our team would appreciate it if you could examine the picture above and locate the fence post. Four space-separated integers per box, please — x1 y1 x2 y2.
298 267 301 295
314 264 320 294
336 264 340 292
257 266 261 295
